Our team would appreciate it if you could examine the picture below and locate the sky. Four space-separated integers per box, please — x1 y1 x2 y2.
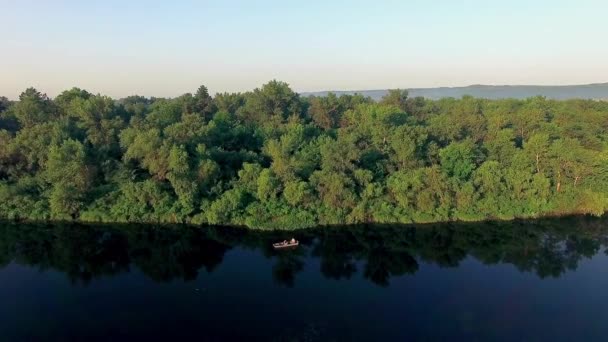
1 0 607 99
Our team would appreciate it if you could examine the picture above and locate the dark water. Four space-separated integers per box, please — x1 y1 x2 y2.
1 217 608 341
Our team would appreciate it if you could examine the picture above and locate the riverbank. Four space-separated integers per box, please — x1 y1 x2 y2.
1 210 605 231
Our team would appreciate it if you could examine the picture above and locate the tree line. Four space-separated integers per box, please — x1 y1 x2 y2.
0 81 606 228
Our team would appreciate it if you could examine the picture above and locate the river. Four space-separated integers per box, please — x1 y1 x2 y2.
0 217 606 341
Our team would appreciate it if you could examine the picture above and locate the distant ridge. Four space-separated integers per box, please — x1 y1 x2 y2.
301 83 608 101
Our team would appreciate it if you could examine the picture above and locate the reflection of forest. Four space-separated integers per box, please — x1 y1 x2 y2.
0 217 606 287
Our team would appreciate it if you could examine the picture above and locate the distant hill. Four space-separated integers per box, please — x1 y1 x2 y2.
301 83 608 101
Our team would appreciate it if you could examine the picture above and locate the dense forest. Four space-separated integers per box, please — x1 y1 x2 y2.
0 81 607 229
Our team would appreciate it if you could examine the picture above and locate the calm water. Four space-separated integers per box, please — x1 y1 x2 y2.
1 217 608 341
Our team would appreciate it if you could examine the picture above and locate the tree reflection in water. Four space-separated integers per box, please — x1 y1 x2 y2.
0 216 606 287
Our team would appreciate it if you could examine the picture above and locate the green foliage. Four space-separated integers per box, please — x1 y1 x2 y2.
238 80 305 135
9 88 56 128
206 188 250 225
379 89 409 112
214 92 245 114
45 139 91 219
439 140 478 181
283 181 313 206
0 82 606 228
192 85 217 120
257 169 280 202
106 180 175 223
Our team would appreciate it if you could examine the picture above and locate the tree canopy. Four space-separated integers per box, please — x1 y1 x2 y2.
0 81 607 228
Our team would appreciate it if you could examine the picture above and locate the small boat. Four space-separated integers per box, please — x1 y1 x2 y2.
273 239 299 249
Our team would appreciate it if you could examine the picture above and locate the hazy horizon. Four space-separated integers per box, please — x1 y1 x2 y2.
5 81 608 101
2 0 607 99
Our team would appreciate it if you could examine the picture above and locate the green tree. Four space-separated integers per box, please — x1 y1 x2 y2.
45 139 91 219
193 85 217 120
308 93 344 129
379 89 408 112
214 92 245 114
10 88 56 128
239 80 303 124
439 140 479 181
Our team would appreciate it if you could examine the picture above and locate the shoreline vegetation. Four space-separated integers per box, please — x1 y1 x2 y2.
0 81 607 229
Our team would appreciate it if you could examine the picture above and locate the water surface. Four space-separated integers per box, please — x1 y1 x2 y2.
1 218 607 341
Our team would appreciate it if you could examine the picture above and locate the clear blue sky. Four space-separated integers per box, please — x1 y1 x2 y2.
1 0 607 99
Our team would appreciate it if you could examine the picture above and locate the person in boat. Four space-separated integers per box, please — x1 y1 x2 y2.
290 238 296 244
